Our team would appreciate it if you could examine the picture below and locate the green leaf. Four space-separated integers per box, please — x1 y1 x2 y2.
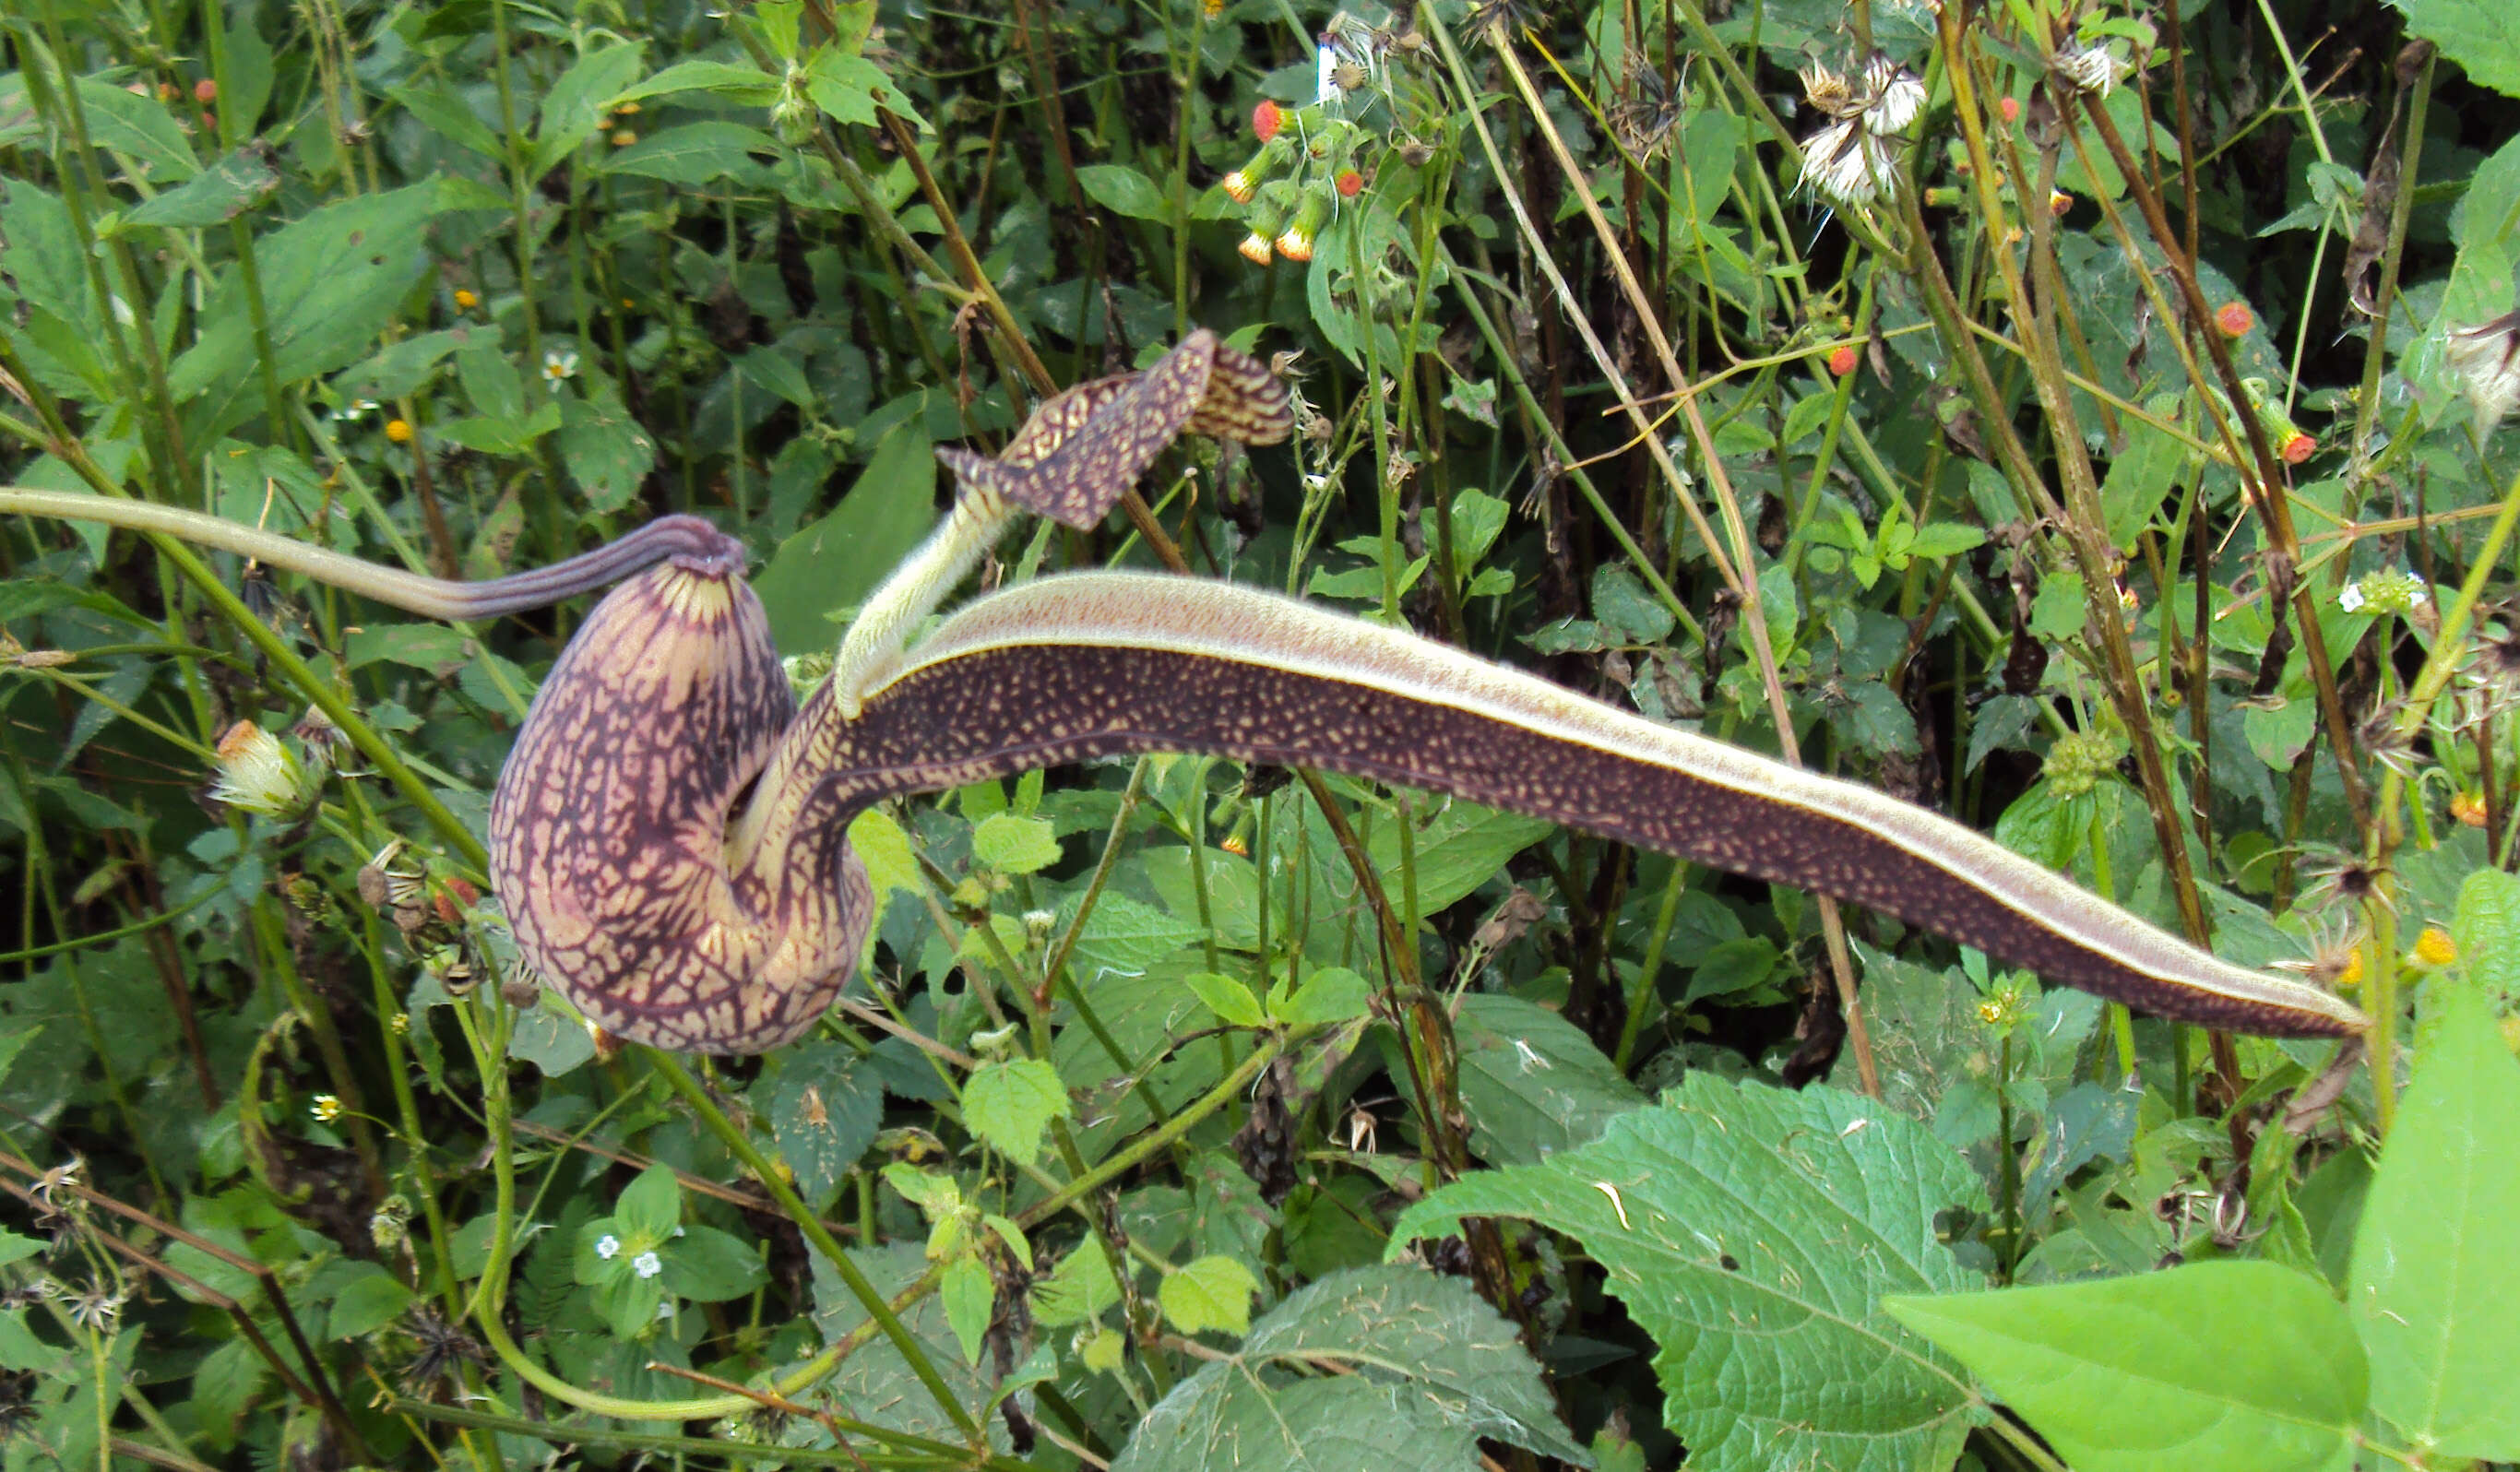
1184 971 1266 1029
124 146 280 227
600 121 781 184
557 395 658 513
73 79 199 180
615 1162 682 1240
1391 1074 1982 1472
325 1264 415 1340
170 184 448 437
811 1242 1012 1450
1159 1254 1260 1336
614 58 779 107
2387 0 2520 99
753 421 939 652
505 1004 597 1076
1886 1261 2363 1472
939 1252 994 1364
385 82 503 160
1111 1264 1587 1471
1032 1238 1121 1327
805 51 922 131
1904 522 1989 560
1366 801 1555 919
769 1041 882 1211
1076 162 1173 222
532 42 648 178
1591 563 1675 644
969 811 1062 874
1062 890 1207 972
2027 571 2087 639
662 1226 768 1302
1274 966 1372 1030
2098 406 2184 550
2348 985 2520 1457
2454 868 2520 1004
882 1164 961 1217
1449 993 1646 1166
961 1057 1071 1164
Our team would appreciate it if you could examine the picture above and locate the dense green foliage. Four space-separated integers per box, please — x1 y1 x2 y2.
4 0 2520 1467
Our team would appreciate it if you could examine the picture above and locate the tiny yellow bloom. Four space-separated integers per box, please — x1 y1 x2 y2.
2337 948 2365 991
385 418 413 444
2452 790 2488 827
2414 927 2458 967
453 288 479 310
612 129 636 147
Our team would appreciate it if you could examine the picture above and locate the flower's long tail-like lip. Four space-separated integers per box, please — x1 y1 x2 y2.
801 573 2367 1042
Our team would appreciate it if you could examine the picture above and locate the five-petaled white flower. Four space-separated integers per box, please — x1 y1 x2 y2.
594 1234 621 1260
543 348 579 385
633 1251 662 1279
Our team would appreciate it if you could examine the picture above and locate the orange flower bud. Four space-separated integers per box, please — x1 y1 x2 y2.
2216 301 2254 337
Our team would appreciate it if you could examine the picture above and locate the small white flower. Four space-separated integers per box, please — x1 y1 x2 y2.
543 348 579 385
595 1234 621 1260
329 398 380 423
633 1250 662 1279
1512 1039 1552 1074
2338 582 2366 613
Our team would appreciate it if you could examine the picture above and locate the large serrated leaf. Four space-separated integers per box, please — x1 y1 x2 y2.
2348 986 2520 1458
1391 1074 1983 1472
2388 0 2520 99
961 1057 1070 1165
767 1041 882 1212
171 183 447 437
807 1242 1010 1452
1887 1260 2362 1472
1447 993 1645 1165
1112 1264 1588 1471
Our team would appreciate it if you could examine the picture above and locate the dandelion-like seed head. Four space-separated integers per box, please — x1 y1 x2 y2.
2054 42 2124 98
2273 915 2368 991
1861 54 1925 134
210 719 318 818
2445 309 2520 433
1800 119 1896 208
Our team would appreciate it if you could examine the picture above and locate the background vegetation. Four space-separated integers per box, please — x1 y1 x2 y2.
4 0 2520 1467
